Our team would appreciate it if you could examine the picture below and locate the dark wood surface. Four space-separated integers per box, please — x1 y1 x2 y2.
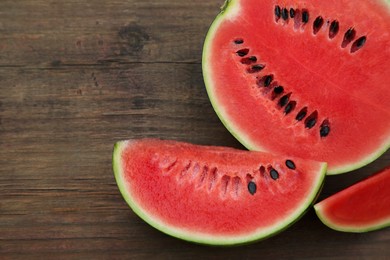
1 0 389 259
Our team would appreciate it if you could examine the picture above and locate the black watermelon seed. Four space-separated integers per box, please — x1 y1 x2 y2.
329 20 339 39
234 38 244 44
248 181 257 195
284 101 296 115
351 36 367 53
289 8 295 18
248 56 257 61
278 94 290 107
285 160 296 170
320 122 331 137
282 8 289 20
236 48 249 57
355 36 367 48
313 16 324 34
273 86 284 94
305 118 317 129
341 28 356 48
241 56 257 64
344 28 356 41
302 10 309 23
304 111 318 129
263 75 273 87
248 64 265 73
274 5 281 19
270 168 279 180
259 165 265 174
296 107 307 121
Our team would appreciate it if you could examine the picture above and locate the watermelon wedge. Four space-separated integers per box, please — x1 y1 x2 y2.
113 139 327 245
314 167 390 232
202 0 390 174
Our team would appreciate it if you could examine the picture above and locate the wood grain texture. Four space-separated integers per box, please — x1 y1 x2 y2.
0 0 389 259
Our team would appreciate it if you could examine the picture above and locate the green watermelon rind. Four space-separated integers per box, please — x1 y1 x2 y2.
113 139 327 246
202 0 390 175
314 203 390 233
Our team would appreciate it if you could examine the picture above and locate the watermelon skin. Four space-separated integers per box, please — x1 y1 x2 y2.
202 0 390 175
113 139 327 245
314 167 390 233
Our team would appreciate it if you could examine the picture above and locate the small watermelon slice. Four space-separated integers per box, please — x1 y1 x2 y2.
202 0 390 174
113 139 327 245
314 167 390 232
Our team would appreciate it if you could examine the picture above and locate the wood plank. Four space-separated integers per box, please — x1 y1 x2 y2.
0 0 219 67
0 0 389 258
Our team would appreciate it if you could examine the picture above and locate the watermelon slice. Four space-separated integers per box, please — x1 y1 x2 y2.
113 139 327 245
314 167 390 232
202 0 390 174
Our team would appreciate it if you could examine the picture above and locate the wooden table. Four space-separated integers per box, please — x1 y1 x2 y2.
1 0 389 258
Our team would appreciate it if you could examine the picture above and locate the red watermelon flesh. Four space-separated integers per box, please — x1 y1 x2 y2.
314 167 390 232
202 0 390 174
113 139 327 245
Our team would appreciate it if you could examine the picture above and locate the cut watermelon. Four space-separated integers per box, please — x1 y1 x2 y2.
314 167 390 232
113 139 326 245
202 0 390 174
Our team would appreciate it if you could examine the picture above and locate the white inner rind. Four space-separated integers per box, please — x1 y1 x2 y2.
113 140 327 246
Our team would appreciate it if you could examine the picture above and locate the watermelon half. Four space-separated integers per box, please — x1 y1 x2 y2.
314 167 390 232
113 139 327 245
202 0 390 174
